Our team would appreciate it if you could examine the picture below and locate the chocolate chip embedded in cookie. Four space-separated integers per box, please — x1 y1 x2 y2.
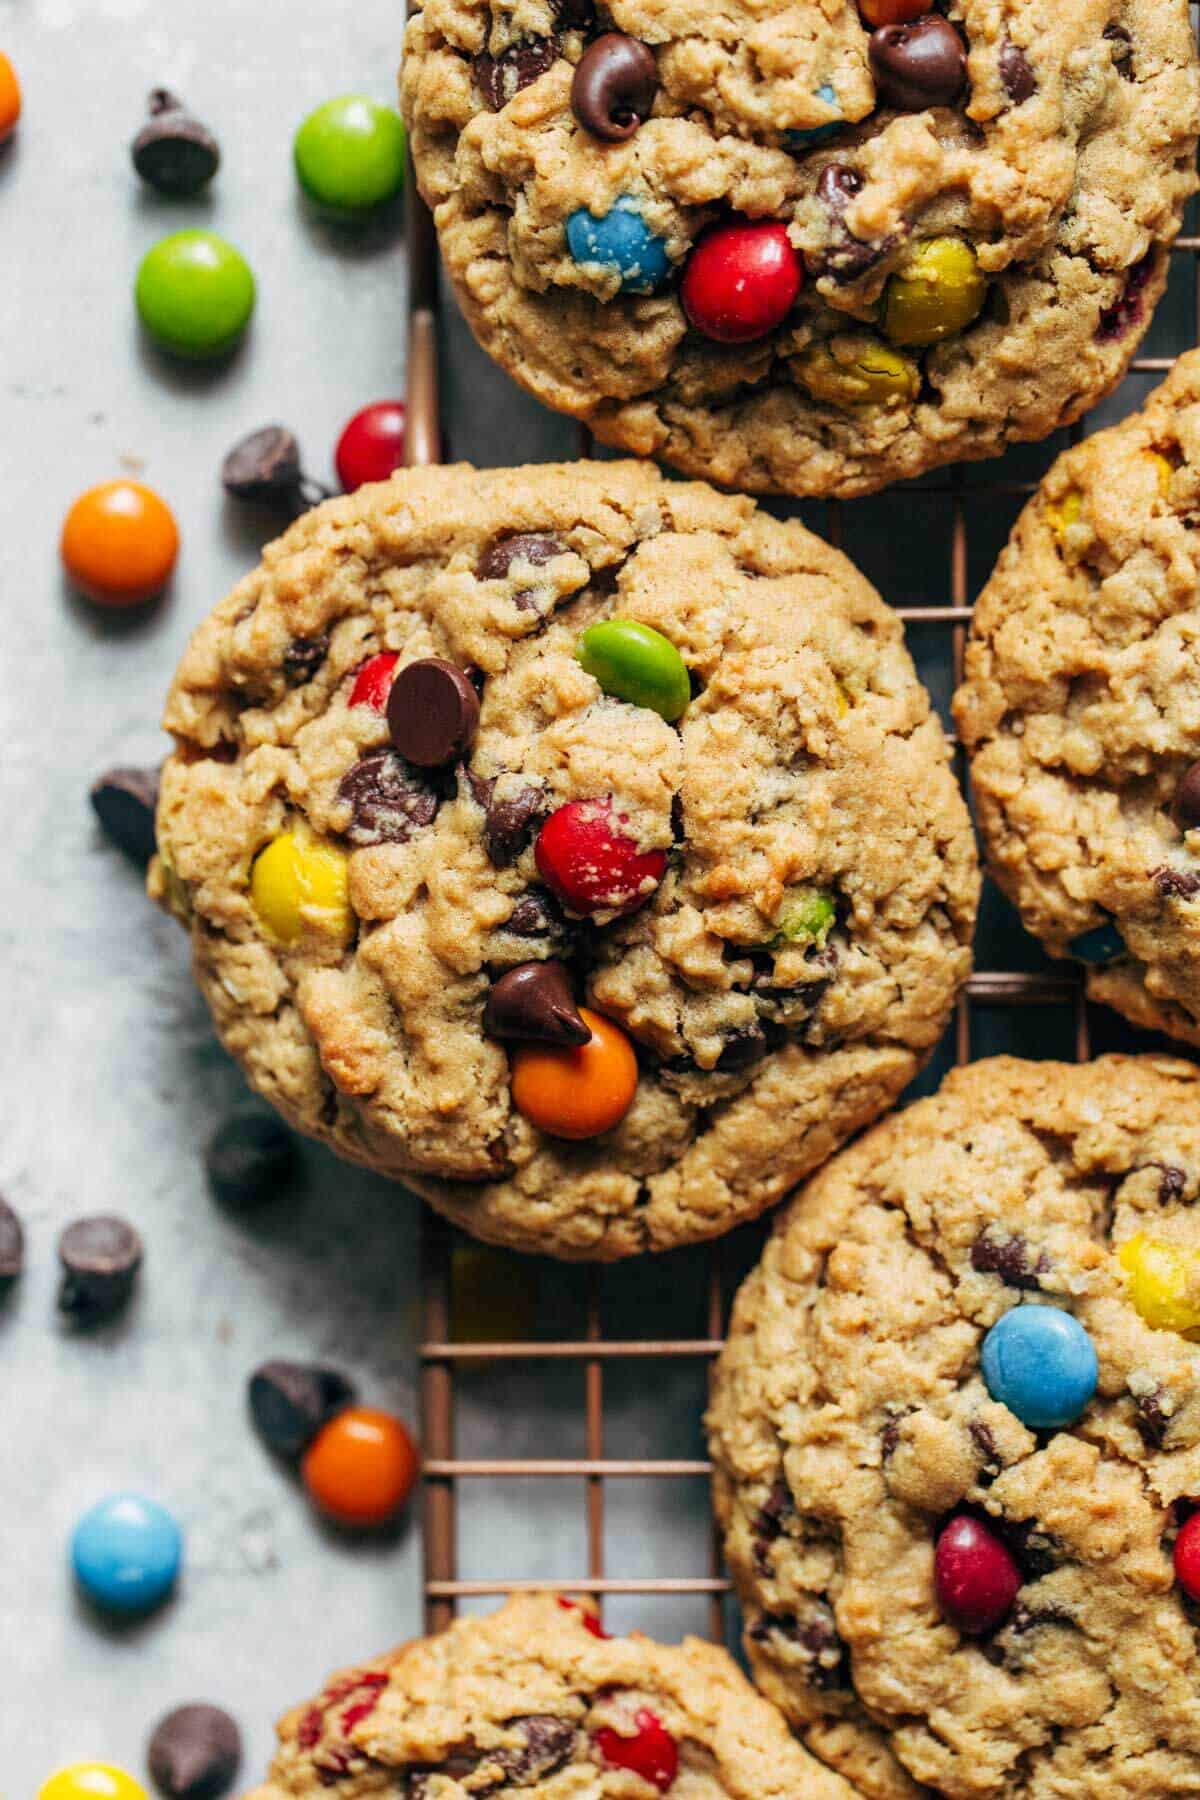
709 1055 1200 1800
401 1 1200 499
151 461 977 1260
238 1593 863 1800
956 350 1200 1049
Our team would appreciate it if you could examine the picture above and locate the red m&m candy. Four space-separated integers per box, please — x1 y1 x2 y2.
349 651 400 711
336 401 406 492
934 1514 1021 1635
535 799 666 916
681 221 802 344
595 1708 678 1792
1174 1511 1200 1600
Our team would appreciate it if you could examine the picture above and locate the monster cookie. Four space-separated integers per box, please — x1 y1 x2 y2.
400 1 1200 499
957 351 1200 1049
708 1055 1200 1800
151 462 977 1260
241 1593 863 1798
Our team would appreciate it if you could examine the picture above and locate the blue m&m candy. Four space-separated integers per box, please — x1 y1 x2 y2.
566 196 671 293
1069 921 1124 965
787 83 843 150
981 1305 1098 1430
71 1493 182 1616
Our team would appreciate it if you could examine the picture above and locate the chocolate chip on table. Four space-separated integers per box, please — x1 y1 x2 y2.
58 1215 143 1323
571 34 658 141
90 765 160 864
248 1360 357 1459
387 658 481 769
475 37 560 111
338 750 445 846
998 42 1036 105
870 16 966 111
148 1702 243 1800
283 633 330 687
132 89 221 196
0 1195 24 1293
221 426 333 516
1174 760 1200 830
205 1110 296 1208
485 961 591 1046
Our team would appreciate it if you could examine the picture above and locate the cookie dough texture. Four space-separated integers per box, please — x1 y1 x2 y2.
241 1593 863 1798
400 0 1199 498
708 1055 1200 1800
152 462 977 1260
956 352 1200 1047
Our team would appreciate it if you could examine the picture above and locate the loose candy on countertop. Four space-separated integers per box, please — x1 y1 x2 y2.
39 1768 148 1800
510 1007 638 1140
387 657 480 768
1175 761 1200 831
294 95 407 217
90 767 160 865
882 236 988 347
934 1514 1021 1635
682 221 802 344
535 800 667 916
577 618 691 723
58 1215 143 1324
336 400 407 491
131 89 221 196
594 1709 678 1792
349 651 401 712
147 1704 242 1800
1174 1511 1200 1602
869 16 966 111
0 1194 24 1291
0 51 21 144
221 426 332 515
249 832 354 947
571 34 658 141
565 197 671 294
71 1493 182 1616
301 1405 420 1527
248 1360 357 1459
980 1305 1098 1430
1119 1233 1200 1337
136 231 256 361
61 481 180 609
485 960 591 1046
205 1110 296 1208
1068 920 1125 965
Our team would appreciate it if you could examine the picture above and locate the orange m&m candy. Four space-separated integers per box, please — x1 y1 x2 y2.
302 1406 419 1528
0 54 21 145
510 1007 638 1141
61 481 180 608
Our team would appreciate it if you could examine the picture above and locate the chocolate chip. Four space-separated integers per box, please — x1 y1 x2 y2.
1007 1598 1073 1636
748 1609 848 1689
752 1477 793 1572
1175 761 1200 831
222 426 332 515
1097 253 1155 344
971 1227 1049 1291
337 750 445 847
206 1110 296 1208
248 1360 357 1458
485 961 590 1046
148 1703 242 1800
58 1215 143 1323
132 89 221 196
387 658 481 769
716 1019 786 1071
1133 1385 1171 1450
1152 865 1200 900
406 1717 577 1796
553 0 595 29
998 42 1036 104
1104 22 1135 79
475 37 560 111
507 889 563 937
484 786 545 868
870 16 966 111
90 765 160 864
1155 1163 1188 1203
571 34 658 141
997 1517 1059 1579
813 163 890 281
0 1196 24 1292
283 634 330 687
969 1418 1001 1485
475 533 567 612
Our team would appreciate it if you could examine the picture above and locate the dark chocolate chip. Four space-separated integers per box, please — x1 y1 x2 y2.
1007 1598 1073 1636
1152 865 1200 900
148 1703 243 1800
571 34 658 141
206 1110 296 1208
484 786 546 868
337 750 445 847
0 1195 24 1292
971 1227 1050 1290
388 658 481 769
58 1215 143 1323
507 889 563 937
485 961 590 1046
222 426 332 515
716 1019 787 1072
1155 1162 1188 1203
998 42 1036 104
475 533 567 612
553 0 595 29
1097 253 1155 344
283 634 330 687
248 1360 357 1458
752 1477 793 1572
90 765 160 864
1104 22 1135 79
406 1717 577 1796
969 1418 1000 1485
748 1609 848 1689
1175 761 1200 831
475 37 560 111
870 16 966 111
997 1516 1059 1579
813 163 890 282
132 89 221 196
1133 1385 1171 1450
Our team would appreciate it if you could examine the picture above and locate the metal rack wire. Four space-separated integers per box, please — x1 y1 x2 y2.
404 150 1200 1643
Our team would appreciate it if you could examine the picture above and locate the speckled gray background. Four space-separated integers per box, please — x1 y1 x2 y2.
1 0 1196 1792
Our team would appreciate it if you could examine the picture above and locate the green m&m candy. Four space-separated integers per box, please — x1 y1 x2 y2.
577 618 691 722
773 888 836 945
294 95 407 217
136 230 256 360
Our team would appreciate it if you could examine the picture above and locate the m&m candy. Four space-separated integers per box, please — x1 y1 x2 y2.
565 197 671 294
71 1493 182 1616
576 619 691 722
349 651 401 712
1174 1511 1200 1601
0 51 21 144
250 832 354 948
535 800 667 917
136 231 256 361
980 1305 1098 1430
682 221 802 344
302 1406 419 1527
336 402 407 491
61 481 179 608
294 96 406 217
511 1008 638 1140
38 1767 147 1800
934 1514 1020 1635
1119 1233 1200 1337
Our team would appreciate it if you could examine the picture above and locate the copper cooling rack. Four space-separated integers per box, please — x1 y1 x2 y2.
403 118 1200 1641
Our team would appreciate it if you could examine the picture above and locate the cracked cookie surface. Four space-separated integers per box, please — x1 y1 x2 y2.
400 0 1199 499
240 1592 864 1798
956 351 1200 1048
151 461 976 1260
708 1055 1200 1800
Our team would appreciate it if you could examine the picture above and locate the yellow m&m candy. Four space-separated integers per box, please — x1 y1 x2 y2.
1119 1233 1200 1338
250 831 354 947
39 1767 147 1800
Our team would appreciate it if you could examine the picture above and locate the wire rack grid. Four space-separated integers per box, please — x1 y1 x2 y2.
401 117 1200 1644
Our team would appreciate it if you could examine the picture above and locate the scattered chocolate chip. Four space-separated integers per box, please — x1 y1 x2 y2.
222 426 332 516
132 89 221 196
283 634 330 687
484 961 591 1046
206 1110 296 1208
484 786 545 868
1175 761 1200 831
148 1703 243 1800
475 37 560 111
870 17 966 111
387 658 481 769
571 34 658 141
1152 865 1200 900
90 765 160 864
0 1196 24 1293
58 1215 143 1323
337 750 445 847
971 1227 1049 1291
1133 1385 1171 1450
1097 253 1155 343
476 533 567 611
1104 22 1135 79
813 163 890 282
248 1360 357 1458
507 889 562 937
998 42 1036 104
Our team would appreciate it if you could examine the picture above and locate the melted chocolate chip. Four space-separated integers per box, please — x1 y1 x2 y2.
484 961 590 1046
1152 865 1200 900
813 163 890 282
749 1610 848 1690
870 16 966 111
1174 760 1200 830
1104 22 1135 79
969 1418 999 1468
1133 1385 1171 1450
571 33 658 141
971 1227 1050 1291
1155 1163 1188 1203
507 888 563 937
337 750 445 847
998 41 1036 104
283 635 329 687
752 1478 793 1574
998 1517 1060 1579
475 37 560 111
476 533 567 611
406 1717 577 1796
1097 254 1155 344
484 785 545 868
